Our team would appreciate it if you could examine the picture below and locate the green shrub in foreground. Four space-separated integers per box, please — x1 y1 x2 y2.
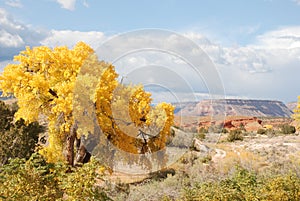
181 167 300 201
0 153 111 201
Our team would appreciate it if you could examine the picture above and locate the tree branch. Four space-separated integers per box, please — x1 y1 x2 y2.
48 89 58 98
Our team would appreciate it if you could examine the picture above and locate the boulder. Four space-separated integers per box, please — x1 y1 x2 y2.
193 138 210 153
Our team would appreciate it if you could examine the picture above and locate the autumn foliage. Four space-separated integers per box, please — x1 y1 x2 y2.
0 42 174 167
294 95 300 130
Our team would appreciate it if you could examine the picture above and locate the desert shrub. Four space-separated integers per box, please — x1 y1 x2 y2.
121 170 187 201
0 153 110 200
257 128 266 134
239 123 246 131
257 128 276 137
181 166 300 201
196 132 206 140
179 152 199 165
243 131 255 137
58 159 111 200
0 101 44 166
208 125 223 133
221 128 228 133
198 127 208 134
0 153 62 200
227 129 244 142
181 167 258 201
200 155 212 164
259 174 300 200
280 124 296 134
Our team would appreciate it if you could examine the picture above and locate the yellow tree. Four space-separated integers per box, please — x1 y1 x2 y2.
293 96 300 130
0 42 174 167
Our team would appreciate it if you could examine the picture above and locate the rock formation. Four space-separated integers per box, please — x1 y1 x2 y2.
174 99 292 117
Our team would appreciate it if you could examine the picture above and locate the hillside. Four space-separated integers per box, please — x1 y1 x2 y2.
174 99 292 117
287 101 297 112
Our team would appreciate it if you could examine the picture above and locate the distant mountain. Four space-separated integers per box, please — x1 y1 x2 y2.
0 91 14 101
286 102 297 112
173 99 293 117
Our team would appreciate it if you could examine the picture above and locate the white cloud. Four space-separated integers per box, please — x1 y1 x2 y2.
0 9 299 102
54 0 89 10
0 8 23 30
41 30 105 49
0 8 49 60
0 30 24 47
5 0 22 8
184 32 270 73
56 0 76 11
179 27 300 102
254 26 300 49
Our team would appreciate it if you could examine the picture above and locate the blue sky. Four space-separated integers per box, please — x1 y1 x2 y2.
3 0 300 44
1 0 300 103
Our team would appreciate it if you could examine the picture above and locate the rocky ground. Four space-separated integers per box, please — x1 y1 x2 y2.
106 130 300 184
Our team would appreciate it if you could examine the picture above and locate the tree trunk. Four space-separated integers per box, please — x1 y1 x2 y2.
65 124 77 166
75 144 91 166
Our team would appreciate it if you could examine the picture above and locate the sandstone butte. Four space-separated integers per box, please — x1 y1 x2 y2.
175 116 294 132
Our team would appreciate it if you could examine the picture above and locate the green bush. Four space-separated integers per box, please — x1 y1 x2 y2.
280 124 296 134
239 123 246 131
0 153 111 200
227 129 244 142
260 174 300 200
197 132 206 140
221 128 228 133
0 101 44 166
0 101 14 131
257 128 266 134
181 167 300 201
200 155 212 164
198 127 208 134
0 153 62 200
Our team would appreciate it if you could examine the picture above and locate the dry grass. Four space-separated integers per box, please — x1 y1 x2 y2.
106 134 300 200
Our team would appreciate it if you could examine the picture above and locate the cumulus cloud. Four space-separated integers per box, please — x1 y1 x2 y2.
5 0 22 8
0 9 106 60
54 0 89 10
254 26 300 49
41 30 105 49
56 0 76 11
94 30 224 103
0 30 24 47
0 8 49 61
184 32 270 73
0 8 299 102
210 27 300 102
45 28 297 102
